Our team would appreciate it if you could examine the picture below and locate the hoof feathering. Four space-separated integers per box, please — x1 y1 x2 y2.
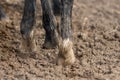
21 30 36 52
57 39 75 66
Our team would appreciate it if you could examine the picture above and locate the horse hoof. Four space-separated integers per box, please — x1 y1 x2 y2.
43 41 57 49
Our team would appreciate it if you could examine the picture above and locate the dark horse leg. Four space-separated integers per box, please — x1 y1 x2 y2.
41 0 75 65
40 0 59 49
20 0 59 51
20 0 36 52
57 0 75 66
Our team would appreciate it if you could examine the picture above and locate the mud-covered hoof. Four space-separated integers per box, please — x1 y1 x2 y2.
43 41 57 49
57 52 75 66
21 30 37 53
21 38 37 53
57 39 75 66
64 54 75 66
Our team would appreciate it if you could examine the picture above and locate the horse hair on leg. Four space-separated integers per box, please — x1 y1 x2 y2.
57 38 75 66
57 0 75 66
20 0 36 52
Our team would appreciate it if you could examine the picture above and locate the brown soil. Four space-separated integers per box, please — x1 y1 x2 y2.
0 0 120 80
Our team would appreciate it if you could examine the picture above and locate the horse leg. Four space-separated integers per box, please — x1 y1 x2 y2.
57 0 75 66
20 0 36 52
40 0 58 49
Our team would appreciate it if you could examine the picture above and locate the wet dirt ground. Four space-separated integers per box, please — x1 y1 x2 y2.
0 0 120 80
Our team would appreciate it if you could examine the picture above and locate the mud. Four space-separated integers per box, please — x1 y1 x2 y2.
0 0 120 80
